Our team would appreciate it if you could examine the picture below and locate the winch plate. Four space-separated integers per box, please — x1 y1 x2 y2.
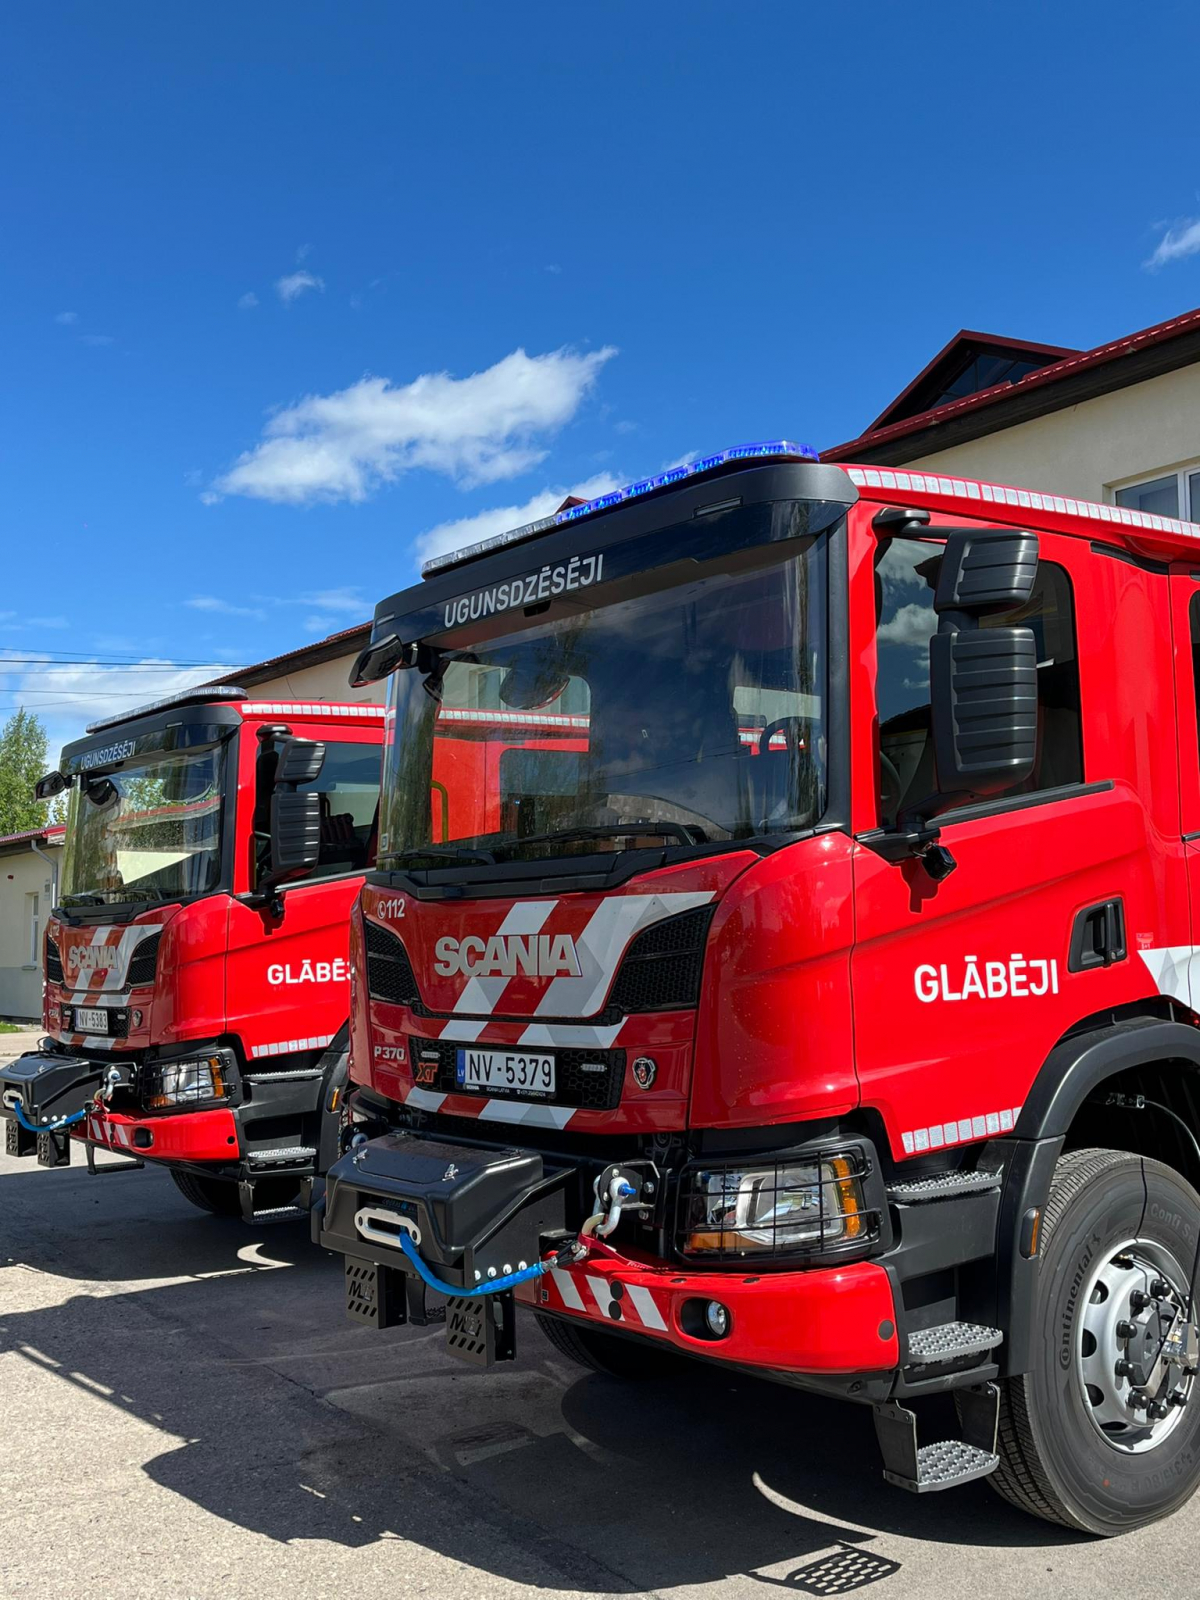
446 1292 515 1366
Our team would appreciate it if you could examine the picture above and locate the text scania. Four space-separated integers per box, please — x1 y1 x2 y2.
914 954 1060 1003
434 933 582 979
267 959 350 986
443 553 604 630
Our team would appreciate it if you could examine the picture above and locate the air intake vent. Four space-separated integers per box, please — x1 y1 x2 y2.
608 905 715 1014
127 932 162 987
365 919 420 1007
45 935 64 986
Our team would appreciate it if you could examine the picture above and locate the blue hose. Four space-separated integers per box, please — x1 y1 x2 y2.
397 1229 551 1297
12 1103 87 1135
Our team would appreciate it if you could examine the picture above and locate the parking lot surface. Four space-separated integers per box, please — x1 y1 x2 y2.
3 1131 1199 1599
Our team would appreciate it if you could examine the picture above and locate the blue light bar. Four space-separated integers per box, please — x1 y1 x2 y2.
420 439 820 577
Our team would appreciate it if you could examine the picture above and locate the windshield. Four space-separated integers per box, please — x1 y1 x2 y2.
61 744 228 904
380 520 828 870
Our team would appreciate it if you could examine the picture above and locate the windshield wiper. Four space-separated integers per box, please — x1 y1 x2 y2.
504 822 705 853
390 844 497 868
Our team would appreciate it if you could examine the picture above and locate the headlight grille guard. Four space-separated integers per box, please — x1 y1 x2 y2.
672 1139 885 1268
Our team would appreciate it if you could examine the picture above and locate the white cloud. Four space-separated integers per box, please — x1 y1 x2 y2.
296 243 312 262
303 614 340 634
237 291 259 310
1146 217 1200 269
0 654 233 763
54 311 78 325
415 472 621 566
275 270 325 304
185 595 267 620
295 587 368 616
81 333 116 347
211 345 617 507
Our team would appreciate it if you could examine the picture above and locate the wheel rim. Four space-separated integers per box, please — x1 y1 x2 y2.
1077 1236 1200 1454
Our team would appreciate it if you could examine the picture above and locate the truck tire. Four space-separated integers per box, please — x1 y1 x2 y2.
169 1170 300 1217
984 1147 1200 1533
534 1313 691 1379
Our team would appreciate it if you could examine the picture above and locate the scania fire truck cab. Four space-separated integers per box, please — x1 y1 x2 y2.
0 689 384 1219
318 443 1200 1535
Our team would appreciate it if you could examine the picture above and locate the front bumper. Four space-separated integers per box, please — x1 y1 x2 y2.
317 1129 900 1378
74 1103 240 1164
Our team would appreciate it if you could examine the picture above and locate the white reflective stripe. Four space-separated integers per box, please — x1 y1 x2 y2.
516 1021 623 1049
585 1274 614 1314
625 1284 667 1331
437 1019 488 1043
1139 945 1199 1008
405 1086 447 1112
250 1034 334 1058
452 901 557 1016
534 891 714 1019
476 1100 575 1130
551 1267 586 1310
111 1124 130 1148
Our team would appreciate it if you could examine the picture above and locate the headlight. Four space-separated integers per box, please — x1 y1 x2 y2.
142 1055 229 1108
679 1154 868 1258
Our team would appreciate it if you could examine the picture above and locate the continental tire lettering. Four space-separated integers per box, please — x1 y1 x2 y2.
914 954 1059 1002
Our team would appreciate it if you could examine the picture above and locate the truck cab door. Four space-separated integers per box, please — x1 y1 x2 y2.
1169 567 1200 1007
848 516 1186 1165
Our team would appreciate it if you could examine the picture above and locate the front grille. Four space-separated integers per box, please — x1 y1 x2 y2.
45 935 64 986
365 919 421 1007
410 1036 624 1110
608 905 715 1014
126 931 162 987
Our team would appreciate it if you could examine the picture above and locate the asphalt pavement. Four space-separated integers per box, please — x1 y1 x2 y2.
3 1050 1198 1598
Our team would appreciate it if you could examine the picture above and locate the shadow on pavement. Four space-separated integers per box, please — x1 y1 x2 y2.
0 1185 1089 1592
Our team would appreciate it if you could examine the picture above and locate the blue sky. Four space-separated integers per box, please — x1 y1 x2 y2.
4 0 1200 758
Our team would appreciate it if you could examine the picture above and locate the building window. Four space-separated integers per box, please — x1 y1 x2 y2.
25 892 39 966
1114 468 1200 523
874 538 1083 825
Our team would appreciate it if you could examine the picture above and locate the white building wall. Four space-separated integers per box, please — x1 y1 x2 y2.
0 846 59 1020
246 653 385 705
899 363 1200 504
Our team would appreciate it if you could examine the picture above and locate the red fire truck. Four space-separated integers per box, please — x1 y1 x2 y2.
0 691 385 1218
316 442 1200 1534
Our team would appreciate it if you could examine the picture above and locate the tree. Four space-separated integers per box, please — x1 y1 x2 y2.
0 708 52 836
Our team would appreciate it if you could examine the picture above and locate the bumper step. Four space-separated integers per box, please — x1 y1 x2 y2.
887 1169 1001 1203
875 1381 1000 1495
246 1145 317 1168
907 1320 1003 1365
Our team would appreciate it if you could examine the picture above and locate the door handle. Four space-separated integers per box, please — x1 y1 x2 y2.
1068 898 1127 972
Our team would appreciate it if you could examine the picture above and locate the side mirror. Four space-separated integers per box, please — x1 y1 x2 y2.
275 738 325 787
35 770 72 801
264 738 326 891
924 528 1039 812
931 627 1038 796
269 790 323 879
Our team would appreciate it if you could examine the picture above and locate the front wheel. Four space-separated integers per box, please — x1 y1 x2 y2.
169 1169 300 1217
534 1313 692 1379
988 1148 1200 1533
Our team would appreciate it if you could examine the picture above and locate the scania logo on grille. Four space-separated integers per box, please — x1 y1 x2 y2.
433 933 582 980
66 945 115 976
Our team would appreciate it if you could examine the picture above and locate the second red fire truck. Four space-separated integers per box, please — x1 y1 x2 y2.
315 442 1200 1536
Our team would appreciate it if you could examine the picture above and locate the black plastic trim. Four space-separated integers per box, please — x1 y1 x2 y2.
1016 1017 1200 1141
1089 540 1170 575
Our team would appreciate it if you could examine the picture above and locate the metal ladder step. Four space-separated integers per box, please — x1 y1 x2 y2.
875 1381 1000 1496
246 1145 317 1168
887 1169 1001 1204
892 1439 1000 1494
907 1320 1003 1365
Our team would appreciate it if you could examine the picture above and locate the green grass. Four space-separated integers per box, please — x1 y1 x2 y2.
0 1021 25 1033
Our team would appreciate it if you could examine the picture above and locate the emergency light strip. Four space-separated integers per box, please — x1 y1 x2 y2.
420 440 820 577
846 466 1200 540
